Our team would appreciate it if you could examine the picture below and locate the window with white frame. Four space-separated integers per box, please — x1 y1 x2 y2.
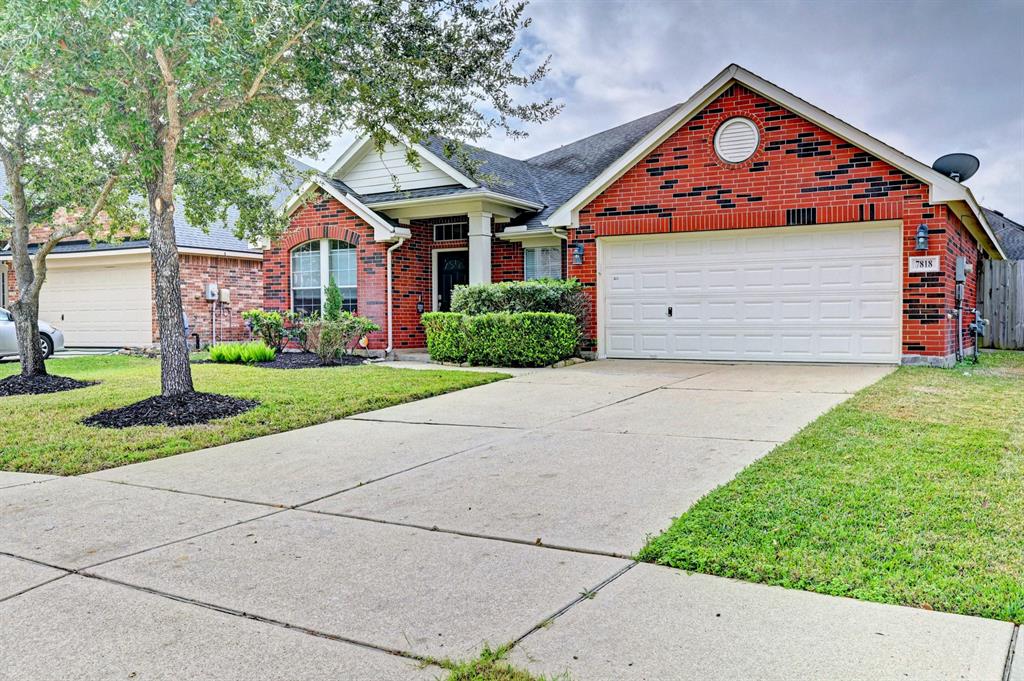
524 246 562 280
433 216 469 242
291 239 357 315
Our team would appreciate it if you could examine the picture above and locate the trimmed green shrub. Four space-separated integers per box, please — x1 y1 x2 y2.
304 311 380 364
421 312 469 362
242 309 285 351
421 311 577 367
449 279 589 349
209 341 277 364
451 278 581 314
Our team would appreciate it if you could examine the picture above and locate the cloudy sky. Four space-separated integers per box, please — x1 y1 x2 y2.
303 0 1024 220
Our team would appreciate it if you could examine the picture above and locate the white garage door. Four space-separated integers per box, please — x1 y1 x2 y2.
39 255 153 347
600 222 902 363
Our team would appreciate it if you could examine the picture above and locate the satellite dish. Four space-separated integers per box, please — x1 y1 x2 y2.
932 153 980 183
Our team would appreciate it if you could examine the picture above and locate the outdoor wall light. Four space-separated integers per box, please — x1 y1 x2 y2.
915 224 930 251
572 242 585 265
416 296 425 315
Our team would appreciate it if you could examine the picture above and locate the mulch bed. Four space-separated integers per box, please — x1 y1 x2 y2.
0 374 97 398
257 352 366 369
83 392 258 429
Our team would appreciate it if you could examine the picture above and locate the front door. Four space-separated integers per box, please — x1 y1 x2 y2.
436 250 469 311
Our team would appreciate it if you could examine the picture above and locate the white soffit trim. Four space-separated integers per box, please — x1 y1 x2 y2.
325 133 478 189
178 247 263 261
544 63 1005 259
365 190 543 212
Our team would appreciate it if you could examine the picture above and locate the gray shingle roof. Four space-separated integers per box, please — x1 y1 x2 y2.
1 157 313 255
984 208 1024 260
370 105 681 231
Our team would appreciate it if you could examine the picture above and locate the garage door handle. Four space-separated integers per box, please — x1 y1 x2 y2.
667 306 673 318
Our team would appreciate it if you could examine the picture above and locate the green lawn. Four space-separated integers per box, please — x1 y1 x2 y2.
0 355 506 475
639 351 1024 623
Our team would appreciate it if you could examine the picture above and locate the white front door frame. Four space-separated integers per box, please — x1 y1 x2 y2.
431 247 469 312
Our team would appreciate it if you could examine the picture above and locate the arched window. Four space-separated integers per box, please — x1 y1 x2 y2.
291 239 357 315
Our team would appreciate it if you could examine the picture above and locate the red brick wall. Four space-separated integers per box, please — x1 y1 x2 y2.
492 238 524 282
265 200 541 350
157 253 263 347
567 83 982 361
264 193 390 348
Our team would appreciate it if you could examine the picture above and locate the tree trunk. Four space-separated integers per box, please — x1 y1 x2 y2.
147 181 194 397
10 296 46 377
3 159 47 378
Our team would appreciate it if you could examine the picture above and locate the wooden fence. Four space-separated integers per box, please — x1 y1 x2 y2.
978 259 1024 349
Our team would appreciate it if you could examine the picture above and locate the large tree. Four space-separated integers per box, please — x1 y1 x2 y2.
0 3 135 378
62 0 556 397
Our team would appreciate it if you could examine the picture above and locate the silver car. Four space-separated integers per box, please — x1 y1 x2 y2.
0 307 65 359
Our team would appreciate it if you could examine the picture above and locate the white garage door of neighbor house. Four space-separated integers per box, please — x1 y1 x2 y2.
39 258 153 347
600 222 902 363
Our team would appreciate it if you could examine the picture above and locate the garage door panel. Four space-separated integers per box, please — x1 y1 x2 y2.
600 223 901 363
39 260 152 347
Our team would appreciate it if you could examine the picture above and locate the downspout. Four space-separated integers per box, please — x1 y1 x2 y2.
384 237 407 358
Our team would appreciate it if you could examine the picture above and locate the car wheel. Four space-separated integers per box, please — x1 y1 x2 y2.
39 334 53 359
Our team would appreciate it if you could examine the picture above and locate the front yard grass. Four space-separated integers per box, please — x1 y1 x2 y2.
639 350 1024 623
0 355 506 475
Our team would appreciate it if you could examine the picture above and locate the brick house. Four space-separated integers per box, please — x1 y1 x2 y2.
2 64 1010 365
1 162 308 349
264 64 1006 366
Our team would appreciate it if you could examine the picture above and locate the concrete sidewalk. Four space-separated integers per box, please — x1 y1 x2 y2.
1 360 1017 680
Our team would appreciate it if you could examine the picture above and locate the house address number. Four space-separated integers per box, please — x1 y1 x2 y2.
908 255 941 273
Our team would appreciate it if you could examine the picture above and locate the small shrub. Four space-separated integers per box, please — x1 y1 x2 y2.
421 311 577 367
209 341 276 364
242 310 285 351
323 277 343 322
305 312 380 364
282 310 312 351
466 312 578 367
421 312 469 362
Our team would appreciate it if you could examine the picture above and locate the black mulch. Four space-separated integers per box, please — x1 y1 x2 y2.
0 374 96 398
256 352 367 369
83 392 259 429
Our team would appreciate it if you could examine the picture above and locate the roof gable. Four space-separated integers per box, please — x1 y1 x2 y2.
328 138 476 194
543 64 1004 258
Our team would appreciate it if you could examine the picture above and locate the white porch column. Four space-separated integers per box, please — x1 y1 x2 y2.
467 211 492 285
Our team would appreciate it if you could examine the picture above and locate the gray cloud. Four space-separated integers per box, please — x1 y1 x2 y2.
302 0 1024 220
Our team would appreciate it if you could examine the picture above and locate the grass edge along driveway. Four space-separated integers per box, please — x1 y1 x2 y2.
639 351 1024 623
0 355 506 475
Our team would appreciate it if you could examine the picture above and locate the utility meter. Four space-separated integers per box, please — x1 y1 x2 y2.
204 283 219 301
218 287 231 304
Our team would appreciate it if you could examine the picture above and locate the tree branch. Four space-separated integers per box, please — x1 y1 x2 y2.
182 3 326 123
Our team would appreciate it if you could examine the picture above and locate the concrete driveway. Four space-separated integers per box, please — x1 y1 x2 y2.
1 360 1016 680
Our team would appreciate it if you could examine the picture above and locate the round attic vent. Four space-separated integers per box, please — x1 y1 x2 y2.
714 117 759 163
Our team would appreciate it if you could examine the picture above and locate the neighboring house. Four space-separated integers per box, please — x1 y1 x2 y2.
1 160 310 348
266 64 1005 367
983 208 1024 260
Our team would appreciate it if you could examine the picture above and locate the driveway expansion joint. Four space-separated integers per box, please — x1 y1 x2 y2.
295 507 635 559
73 571 438 666
78 508 288 572
514 561 638 646
1004 625 1020 681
